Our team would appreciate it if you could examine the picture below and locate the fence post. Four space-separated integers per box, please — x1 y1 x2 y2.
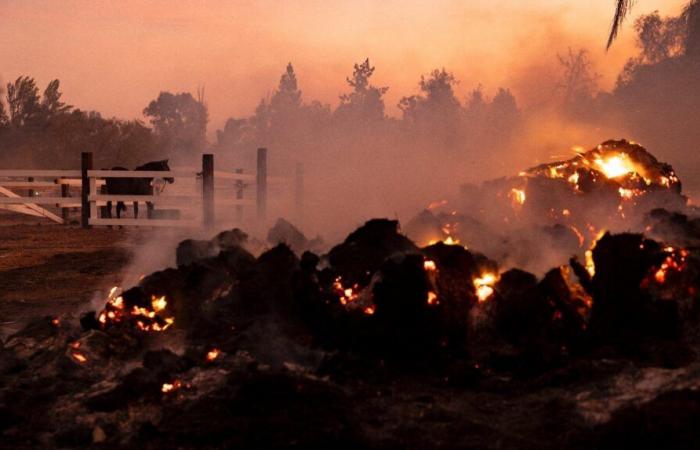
235 168 244 223
256 147 267 223
202 153 214 227
295 162 303 225
60 179 69 223
81 152 93 229
27 177 35 198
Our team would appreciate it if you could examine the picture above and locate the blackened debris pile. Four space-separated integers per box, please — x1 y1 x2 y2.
3 214 700 448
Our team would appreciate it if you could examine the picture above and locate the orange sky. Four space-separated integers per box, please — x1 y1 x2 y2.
0 0 687 131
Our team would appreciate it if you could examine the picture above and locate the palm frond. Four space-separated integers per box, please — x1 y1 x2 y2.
607 0 636 49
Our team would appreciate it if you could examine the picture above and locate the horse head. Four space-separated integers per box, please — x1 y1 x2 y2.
159 160 175 184
137 160 174 184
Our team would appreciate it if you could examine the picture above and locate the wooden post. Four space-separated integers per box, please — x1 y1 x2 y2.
256 147 267 223
81 152 92 229
202 154 214 227
235 168 244 223
60 179 69 222
27 177 35 198
295 162 303 225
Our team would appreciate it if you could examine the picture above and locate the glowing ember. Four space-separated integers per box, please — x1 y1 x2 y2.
585 250 595 277
97 287 175 332
474 272 498 302
333 277 360 305
424 260 437 272
161 380 182 393
427 199 448 210
151 295 167 312
443 236 460 245
71 352 87 363
509 188 526 206
51 318 60 326
653 247 688 284
363 305 375 315
206 348 220 361
427 291 439 305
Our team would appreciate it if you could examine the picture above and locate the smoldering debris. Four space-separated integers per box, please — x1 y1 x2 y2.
3 205 700 448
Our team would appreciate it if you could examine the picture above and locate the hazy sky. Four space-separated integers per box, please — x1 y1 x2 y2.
0 0 687 131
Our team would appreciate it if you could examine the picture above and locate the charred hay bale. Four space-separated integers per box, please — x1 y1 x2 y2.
217 244 256 275
267 218 309 254
214 228 248 250
403 209 445 246
490 268 544 345
328 218 419 286
370 253 443 355
588 233 678 345
646 208 700 247
422 241 496 310
176 239 216 267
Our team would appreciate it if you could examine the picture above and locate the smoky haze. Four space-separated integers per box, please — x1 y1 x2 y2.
0 0 697 250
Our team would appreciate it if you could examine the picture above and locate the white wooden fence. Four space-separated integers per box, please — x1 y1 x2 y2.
0 148 300 228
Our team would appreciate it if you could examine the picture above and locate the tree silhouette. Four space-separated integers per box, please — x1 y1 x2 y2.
143 91 208 156
399 68 460 124
41 80 71 118
336 58 388 123
7 76 40 127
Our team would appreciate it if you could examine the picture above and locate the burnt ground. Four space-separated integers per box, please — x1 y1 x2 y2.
0 211 140 335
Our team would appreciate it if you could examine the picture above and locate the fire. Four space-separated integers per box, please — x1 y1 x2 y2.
474 272 498 302
206 348 220 361
593 154 637 179
333 277 359 305
509 188 526 206
653 247 688 284
428 235 462 246
151 295 167 312
424 260 437 272
427 199 448 210
427 291 439 305
363 305 375 315
585 229 607 277
585 250 595 277
71 352 87 363
161 380 182 393
97 287 175 332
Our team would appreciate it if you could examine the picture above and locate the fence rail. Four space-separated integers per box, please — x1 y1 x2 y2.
0 147 300 228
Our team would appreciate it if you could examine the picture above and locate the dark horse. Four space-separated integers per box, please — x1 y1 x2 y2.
104 160 174 219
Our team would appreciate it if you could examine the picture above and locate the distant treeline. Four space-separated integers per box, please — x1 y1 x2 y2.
0 5 699 188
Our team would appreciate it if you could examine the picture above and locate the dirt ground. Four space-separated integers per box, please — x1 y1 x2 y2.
0 211 142 337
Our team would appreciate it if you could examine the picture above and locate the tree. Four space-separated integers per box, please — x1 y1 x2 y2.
557 48 600 105
399 68 461 123
7 76 40 127
41 79 71 118
143 91 208 156
335 58 388 123
0 85 7 126
685 0 700 57
268 63 302 130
